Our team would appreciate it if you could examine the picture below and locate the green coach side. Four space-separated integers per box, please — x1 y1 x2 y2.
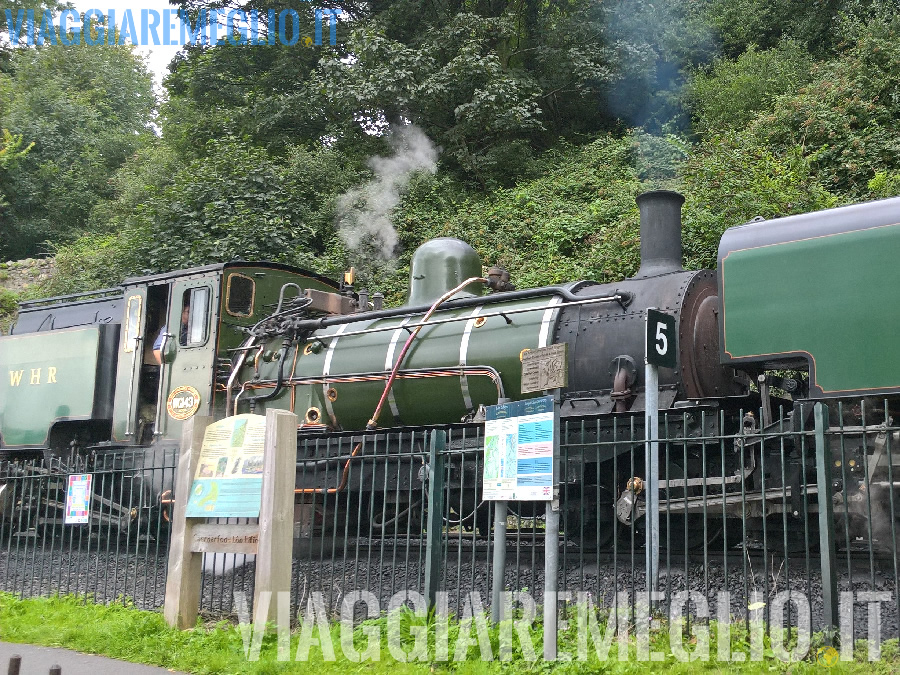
0 324 118 450
718 196 900 397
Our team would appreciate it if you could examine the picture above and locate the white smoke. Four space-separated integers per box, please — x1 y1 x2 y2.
336 125 439 260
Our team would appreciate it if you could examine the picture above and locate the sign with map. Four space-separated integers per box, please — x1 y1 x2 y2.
482 396 557 501
185 414 267 518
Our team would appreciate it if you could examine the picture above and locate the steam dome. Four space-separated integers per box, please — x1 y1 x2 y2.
406 238 484 306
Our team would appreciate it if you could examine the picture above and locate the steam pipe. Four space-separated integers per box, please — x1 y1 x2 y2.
247 338 293 406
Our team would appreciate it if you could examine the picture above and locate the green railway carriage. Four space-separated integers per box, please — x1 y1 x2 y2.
718 196 900 398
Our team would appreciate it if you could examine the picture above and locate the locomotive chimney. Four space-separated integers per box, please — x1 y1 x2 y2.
635 190 685 278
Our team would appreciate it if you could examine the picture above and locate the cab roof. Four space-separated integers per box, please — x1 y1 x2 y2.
121 261 339 289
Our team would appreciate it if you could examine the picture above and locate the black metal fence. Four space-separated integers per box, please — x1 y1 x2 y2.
0 448 176 607
1 398 899 650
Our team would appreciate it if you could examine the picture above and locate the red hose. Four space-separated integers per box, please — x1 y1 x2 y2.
366 276 487 430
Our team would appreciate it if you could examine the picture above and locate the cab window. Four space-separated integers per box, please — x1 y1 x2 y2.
123 295 142 353
180 287 210 346
226 274 255 317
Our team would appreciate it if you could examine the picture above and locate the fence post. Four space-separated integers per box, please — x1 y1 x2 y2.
424 429 446 610
814 402 839 643
543 496 560 660
490 501 508 623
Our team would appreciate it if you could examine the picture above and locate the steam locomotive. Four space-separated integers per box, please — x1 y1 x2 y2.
2 190 900 546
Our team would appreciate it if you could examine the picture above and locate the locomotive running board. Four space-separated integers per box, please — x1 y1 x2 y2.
658 485 819 517
659 474 745 489
623 485 822 522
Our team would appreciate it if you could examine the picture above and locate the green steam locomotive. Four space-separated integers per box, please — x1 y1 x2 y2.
2 191 900 545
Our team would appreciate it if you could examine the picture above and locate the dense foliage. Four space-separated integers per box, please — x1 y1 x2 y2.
0 39 155 259
2 0 900 306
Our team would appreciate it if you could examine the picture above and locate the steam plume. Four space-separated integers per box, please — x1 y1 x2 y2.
336 125 439 260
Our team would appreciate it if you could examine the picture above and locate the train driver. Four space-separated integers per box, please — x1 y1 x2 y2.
152 303 190 365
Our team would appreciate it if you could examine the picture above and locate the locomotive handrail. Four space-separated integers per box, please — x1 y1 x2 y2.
153 331 171 436
300 295 632 341
16 286 123 309
124 336 142 437
227 341 260 416
286 286 633 332
239 365 506 399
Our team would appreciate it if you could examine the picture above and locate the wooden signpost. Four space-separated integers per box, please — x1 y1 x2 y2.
164 408 298 629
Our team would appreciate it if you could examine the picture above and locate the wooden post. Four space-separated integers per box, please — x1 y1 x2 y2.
164 415 212 629
164 410 298 629
253 409 298 625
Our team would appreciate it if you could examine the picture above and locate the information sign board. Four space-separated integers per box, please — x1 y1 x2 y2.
483 396 557 501
65 474 93 524
185 413 266 518
521 343 568 394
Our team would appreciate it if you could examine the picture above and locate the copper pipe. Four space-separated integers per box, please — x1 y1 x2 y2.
295 441 362 494
367 277 487 430
159 489 173 522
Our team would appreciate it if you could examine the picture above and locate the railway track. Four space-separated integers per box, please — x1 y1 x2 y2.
294 532 900 567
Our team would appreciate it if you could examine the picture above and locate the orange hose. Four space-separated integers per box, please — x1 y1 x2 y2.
367 276 487 430
295 441 362 494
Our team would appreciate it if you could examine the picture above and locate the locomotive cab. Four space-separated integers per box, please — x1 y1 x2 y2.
109 263 341 449
110 266 219 447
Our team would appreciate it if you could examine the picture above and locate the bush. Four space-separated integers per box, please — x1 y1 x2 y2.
687 41 814 134
0 287 20 332
681 131 838 269
747 16 900 198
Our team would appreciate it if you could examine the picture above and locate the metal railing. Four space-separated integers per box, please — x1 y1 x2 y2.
0 448 176 608
0 397 897 652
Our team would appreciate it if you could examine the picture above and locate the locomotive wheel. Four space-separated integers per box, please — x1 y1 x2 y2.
564 485 616 549
658 462 724 552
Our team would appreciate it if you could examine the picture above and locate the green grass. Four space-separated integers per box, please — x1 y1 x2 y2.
0 593 896 674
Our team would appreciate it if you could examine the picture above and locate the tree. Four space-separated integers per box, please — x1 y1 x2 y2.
0 38 155 259
40 136 366 295
160 0 715 187
0 128 32 206
0 0 67 52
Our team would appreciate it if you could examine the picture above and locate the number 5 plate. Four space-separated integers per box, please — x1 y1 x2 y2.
646 308 677 369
